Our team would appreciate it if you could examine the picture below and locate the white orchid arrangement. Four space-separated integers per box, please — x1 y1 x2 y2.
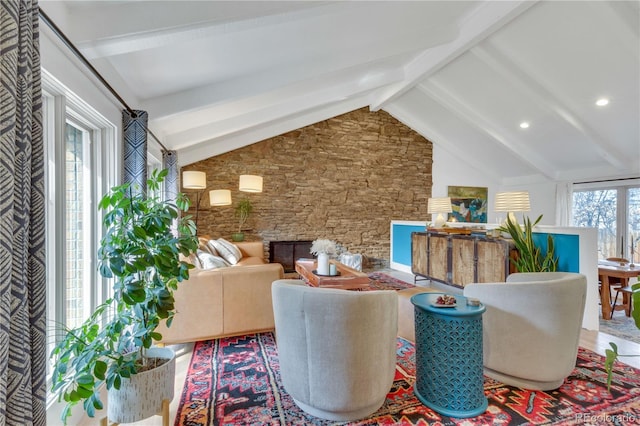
310 239 339 256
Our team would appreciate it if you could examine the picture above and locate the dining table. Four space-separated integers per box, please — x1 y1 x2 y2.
598 259 640 320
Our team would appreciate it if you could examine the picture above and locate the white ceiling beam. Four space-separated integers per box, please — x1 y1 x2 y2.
417 81 557 179
471 43 629 170
369 0 538 111
161 67 402 150
178 96 369 166
72 2 336 59
145 62 404 133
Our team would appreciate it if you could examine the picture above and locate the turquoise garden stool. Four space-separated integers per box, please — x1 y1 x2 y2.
410 292 487 418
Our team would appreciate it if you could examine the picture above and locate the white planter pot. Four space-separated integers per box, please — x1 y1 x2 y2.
317 252 330 275
107 347 175 423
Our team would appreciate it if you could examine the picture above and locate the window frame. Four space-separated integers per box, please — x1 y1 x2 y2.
573 178 640 260
42 69 118 405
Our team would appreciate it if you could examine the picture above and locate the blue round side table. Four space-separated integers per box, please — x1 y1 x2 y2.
410 292 487 418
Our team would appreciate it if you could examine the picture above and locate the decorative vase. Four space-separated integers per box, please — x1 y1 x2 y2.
231 232 245 242
317 252 330 275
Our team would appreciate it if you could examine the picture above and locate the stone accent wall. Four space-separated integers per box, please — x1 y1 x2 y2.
184 107 433 265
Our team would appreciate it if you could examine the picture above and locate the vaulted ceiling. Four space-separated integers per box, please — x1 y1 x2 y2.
40 0 640 185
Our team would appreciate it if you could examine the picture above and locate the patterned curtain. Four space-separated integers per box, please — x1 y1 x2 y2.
122 109 148 195
163 150 179 203
0 1 46 425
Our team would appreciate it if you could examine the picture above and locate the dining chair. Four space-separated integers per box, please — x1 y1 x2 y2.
604 257 630 314
610 279 640 319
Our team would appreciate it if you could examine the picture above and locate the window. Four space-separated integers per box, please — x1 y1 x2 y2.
42 70 118 399
573 181 640 262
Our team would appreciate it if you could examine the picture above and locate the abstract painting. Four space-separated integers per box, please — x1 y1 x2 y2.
447 186 488 223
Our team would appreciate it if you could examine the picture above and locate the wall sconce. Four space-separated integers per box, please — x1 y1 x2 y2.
494 191 530 223
239 175 263 193
182 171 207 229
209 189 232 206
427 197 452 228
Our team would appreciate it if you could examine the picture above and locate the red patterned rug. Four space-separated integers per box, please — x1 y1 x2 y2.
175 333 640 425
367 271 416 291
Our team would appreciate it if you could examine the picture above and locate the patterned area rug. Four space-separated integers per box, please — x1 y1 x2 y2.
367 271 416 291
175 333 640 426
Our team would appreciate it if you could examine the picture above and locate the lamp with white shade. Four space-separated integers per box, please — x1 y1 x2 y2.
494 191 530 223
427 197 452 228
182 171 207 229
239 175 263 193
209 189 232 206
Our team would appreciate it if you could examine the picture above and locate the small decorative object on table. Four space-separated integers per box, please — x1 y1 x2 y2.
310 238 338 276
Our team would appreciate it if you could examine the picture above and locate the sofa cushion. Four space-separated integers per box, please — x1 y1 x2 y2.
197 250 230 270
198 237 213 253
188 252 202 269
209 238 243 265
205 240 220 257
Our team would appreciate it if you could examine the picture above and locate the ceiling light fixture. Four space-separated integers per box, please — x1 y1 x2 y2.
596 98 609 107
519 122 530 129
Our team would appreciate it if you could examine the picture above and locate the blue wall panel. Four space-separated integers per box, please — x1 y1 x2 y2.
532 233 580 273
392 224 426 266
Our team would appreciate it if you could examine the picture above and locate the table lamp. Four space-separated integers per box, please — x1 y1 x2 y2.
427 197 452 228
494 191 530 224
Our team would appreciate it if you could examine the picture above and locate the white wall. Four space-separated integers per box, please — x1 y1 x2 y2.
433 145 559 225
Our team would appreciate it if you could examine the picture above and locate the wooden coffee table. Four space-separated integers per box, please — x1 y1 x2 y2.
295 259 370 290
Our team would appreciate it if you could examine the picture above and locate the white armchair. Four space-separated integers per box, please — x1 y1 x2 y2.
272 279 397 421
463 272 587 390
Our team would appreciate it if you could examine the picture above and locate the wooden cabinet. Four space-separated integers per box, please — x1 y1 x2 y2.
411 231 516 288
411 232 428 277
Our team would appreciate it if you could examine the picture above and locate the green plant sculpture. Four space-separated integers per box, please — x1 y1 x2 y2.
497 214 558 272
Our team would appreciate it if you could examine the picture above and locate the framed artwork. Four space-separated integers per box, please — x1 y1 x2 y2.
447 186 488 223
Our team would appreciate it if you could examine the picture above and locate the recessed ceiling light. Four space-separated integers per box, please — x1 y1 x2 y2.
596 98 610 106
519 122 530 129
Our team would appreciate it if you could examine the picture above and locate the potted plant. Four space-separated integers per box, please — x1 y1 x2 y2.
497 214 558 272
50 169 199 424
605 282 640 391
232 197 253 242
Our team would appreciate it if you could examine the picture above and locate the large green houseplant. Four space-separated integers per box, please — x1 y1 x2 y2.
50 169 199 422
497 214 558 272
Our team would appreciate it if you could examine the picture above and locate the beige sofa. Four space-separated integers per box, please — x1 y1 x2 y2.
156 241 284 344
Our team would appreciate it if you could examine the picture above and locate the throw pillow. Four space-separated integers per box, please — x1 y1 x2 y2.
197 250 230 270
198 237 213 254
205 240 220 257
188 252 202 269
209 238 242 265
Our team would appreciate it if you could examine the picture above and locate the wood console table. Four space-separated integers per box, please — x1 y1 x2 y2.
412 231 516 288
